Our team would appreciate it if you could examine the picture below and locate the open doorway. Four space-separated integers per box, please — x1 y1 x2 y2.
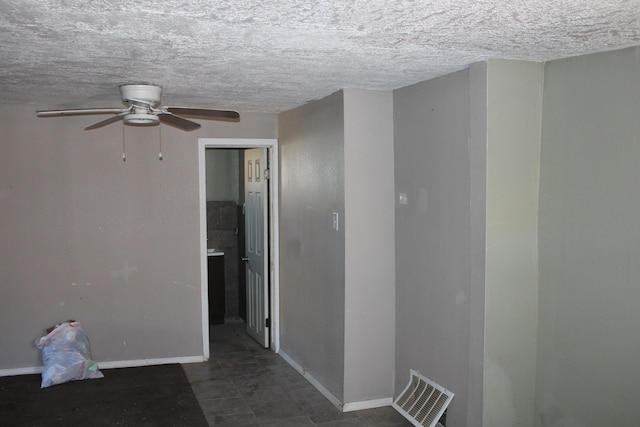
198 138 279 361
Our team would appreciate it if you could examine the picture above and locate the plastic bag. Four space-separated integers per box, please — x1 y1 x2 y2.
34 321 104 388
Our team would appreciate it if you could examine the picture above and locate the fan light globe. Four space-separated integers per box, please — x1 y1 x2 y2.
124 113 160 125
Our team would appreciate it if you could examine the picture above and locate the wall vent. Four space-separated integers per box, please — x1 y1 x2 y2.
392 370 454 427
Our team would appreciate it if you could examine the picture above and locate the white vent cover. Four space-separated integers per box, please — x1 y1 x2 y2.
392 370 454 427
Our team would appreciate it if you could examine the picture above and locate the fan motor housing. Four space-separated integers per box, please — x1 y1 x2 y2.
120 84 162 106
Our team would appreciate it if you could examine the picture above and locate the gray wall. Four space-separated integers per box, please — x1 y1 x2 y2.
467 61 488 427
536 46 640 426
343 89 395 404
484 60 543 427
0 105 276 370
279 89 397 406
205 149 240 202
393 70 474 426
278 91 346 400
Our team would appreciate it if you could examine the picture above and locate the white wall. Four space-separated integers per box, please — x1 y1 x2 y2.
343 89 396 405
536 46 640 426
0 105 276 370
484 60 543 427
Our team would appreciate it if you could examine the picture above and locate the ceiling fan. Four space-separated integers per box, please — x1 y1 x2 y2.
36 83 240 131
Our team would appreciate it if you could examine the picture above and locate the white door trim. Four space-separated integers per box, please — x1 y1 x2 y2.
198 138 280 358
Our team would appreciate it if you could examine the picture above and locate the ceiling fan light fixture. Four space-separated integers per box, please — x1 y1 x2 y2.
36 83 240 131
124 113 160 125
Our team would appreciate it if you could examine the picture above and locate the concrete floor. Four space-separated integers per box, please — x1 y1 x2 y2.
182 322 412 426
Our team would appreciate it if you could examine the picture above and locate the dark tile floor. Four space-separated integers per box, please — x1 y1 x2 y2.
182 322 412 426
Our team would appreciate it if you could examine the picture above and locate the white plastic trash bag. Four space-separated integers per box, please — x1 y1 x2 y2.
34 321 104 388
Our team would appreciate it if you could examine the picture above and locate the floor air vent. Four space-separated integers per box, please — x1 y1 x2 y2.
392 370 454 427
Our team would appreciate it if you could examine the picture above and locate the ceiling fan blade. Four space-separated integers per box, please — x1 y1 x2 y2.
37 108 125 117
158 113 201 131
85 112 127 130
164 107 240 121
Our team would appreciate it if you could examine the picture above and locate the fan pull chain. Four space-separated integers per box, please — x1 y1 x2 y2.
158 126 163 160
122 126 126 162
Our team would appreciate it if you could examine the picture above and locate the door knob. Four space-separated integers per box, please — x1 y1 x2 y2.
241 257 249 262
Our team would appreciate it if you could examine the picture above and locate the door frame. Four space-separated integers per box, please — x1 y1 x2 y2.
198 138 280 359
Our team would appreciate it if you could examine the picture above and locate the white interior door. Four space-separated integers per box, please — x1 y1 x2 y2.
244 148 269 347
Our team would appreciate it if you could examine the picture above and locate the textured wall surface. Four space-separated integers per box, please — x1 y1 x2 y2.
1 0 639 112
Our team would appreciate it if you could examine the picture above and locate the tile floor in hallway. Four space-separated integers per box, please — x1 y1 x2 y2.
182 322 412 426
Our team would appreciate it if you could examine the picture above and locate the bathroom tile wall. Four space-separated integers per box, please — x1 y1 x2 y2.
207 200 241 318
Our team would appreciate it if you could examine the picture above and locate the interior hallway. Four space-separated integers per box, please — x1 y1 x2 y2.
183 322 411 426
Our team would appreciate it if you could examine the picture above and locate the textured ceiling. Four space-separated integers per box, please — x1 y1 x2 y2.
1 0 639 113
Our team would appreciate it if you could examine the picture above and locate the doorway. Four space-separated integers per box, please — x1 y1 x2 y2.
198 138 280 361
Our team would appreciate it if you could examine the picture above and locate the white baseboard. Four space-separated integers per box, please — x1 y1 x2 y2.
278 350 343 409
0 366 42 377
342 397 394 412
98 356 205 370
0 355 206 378
278 350 393 413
